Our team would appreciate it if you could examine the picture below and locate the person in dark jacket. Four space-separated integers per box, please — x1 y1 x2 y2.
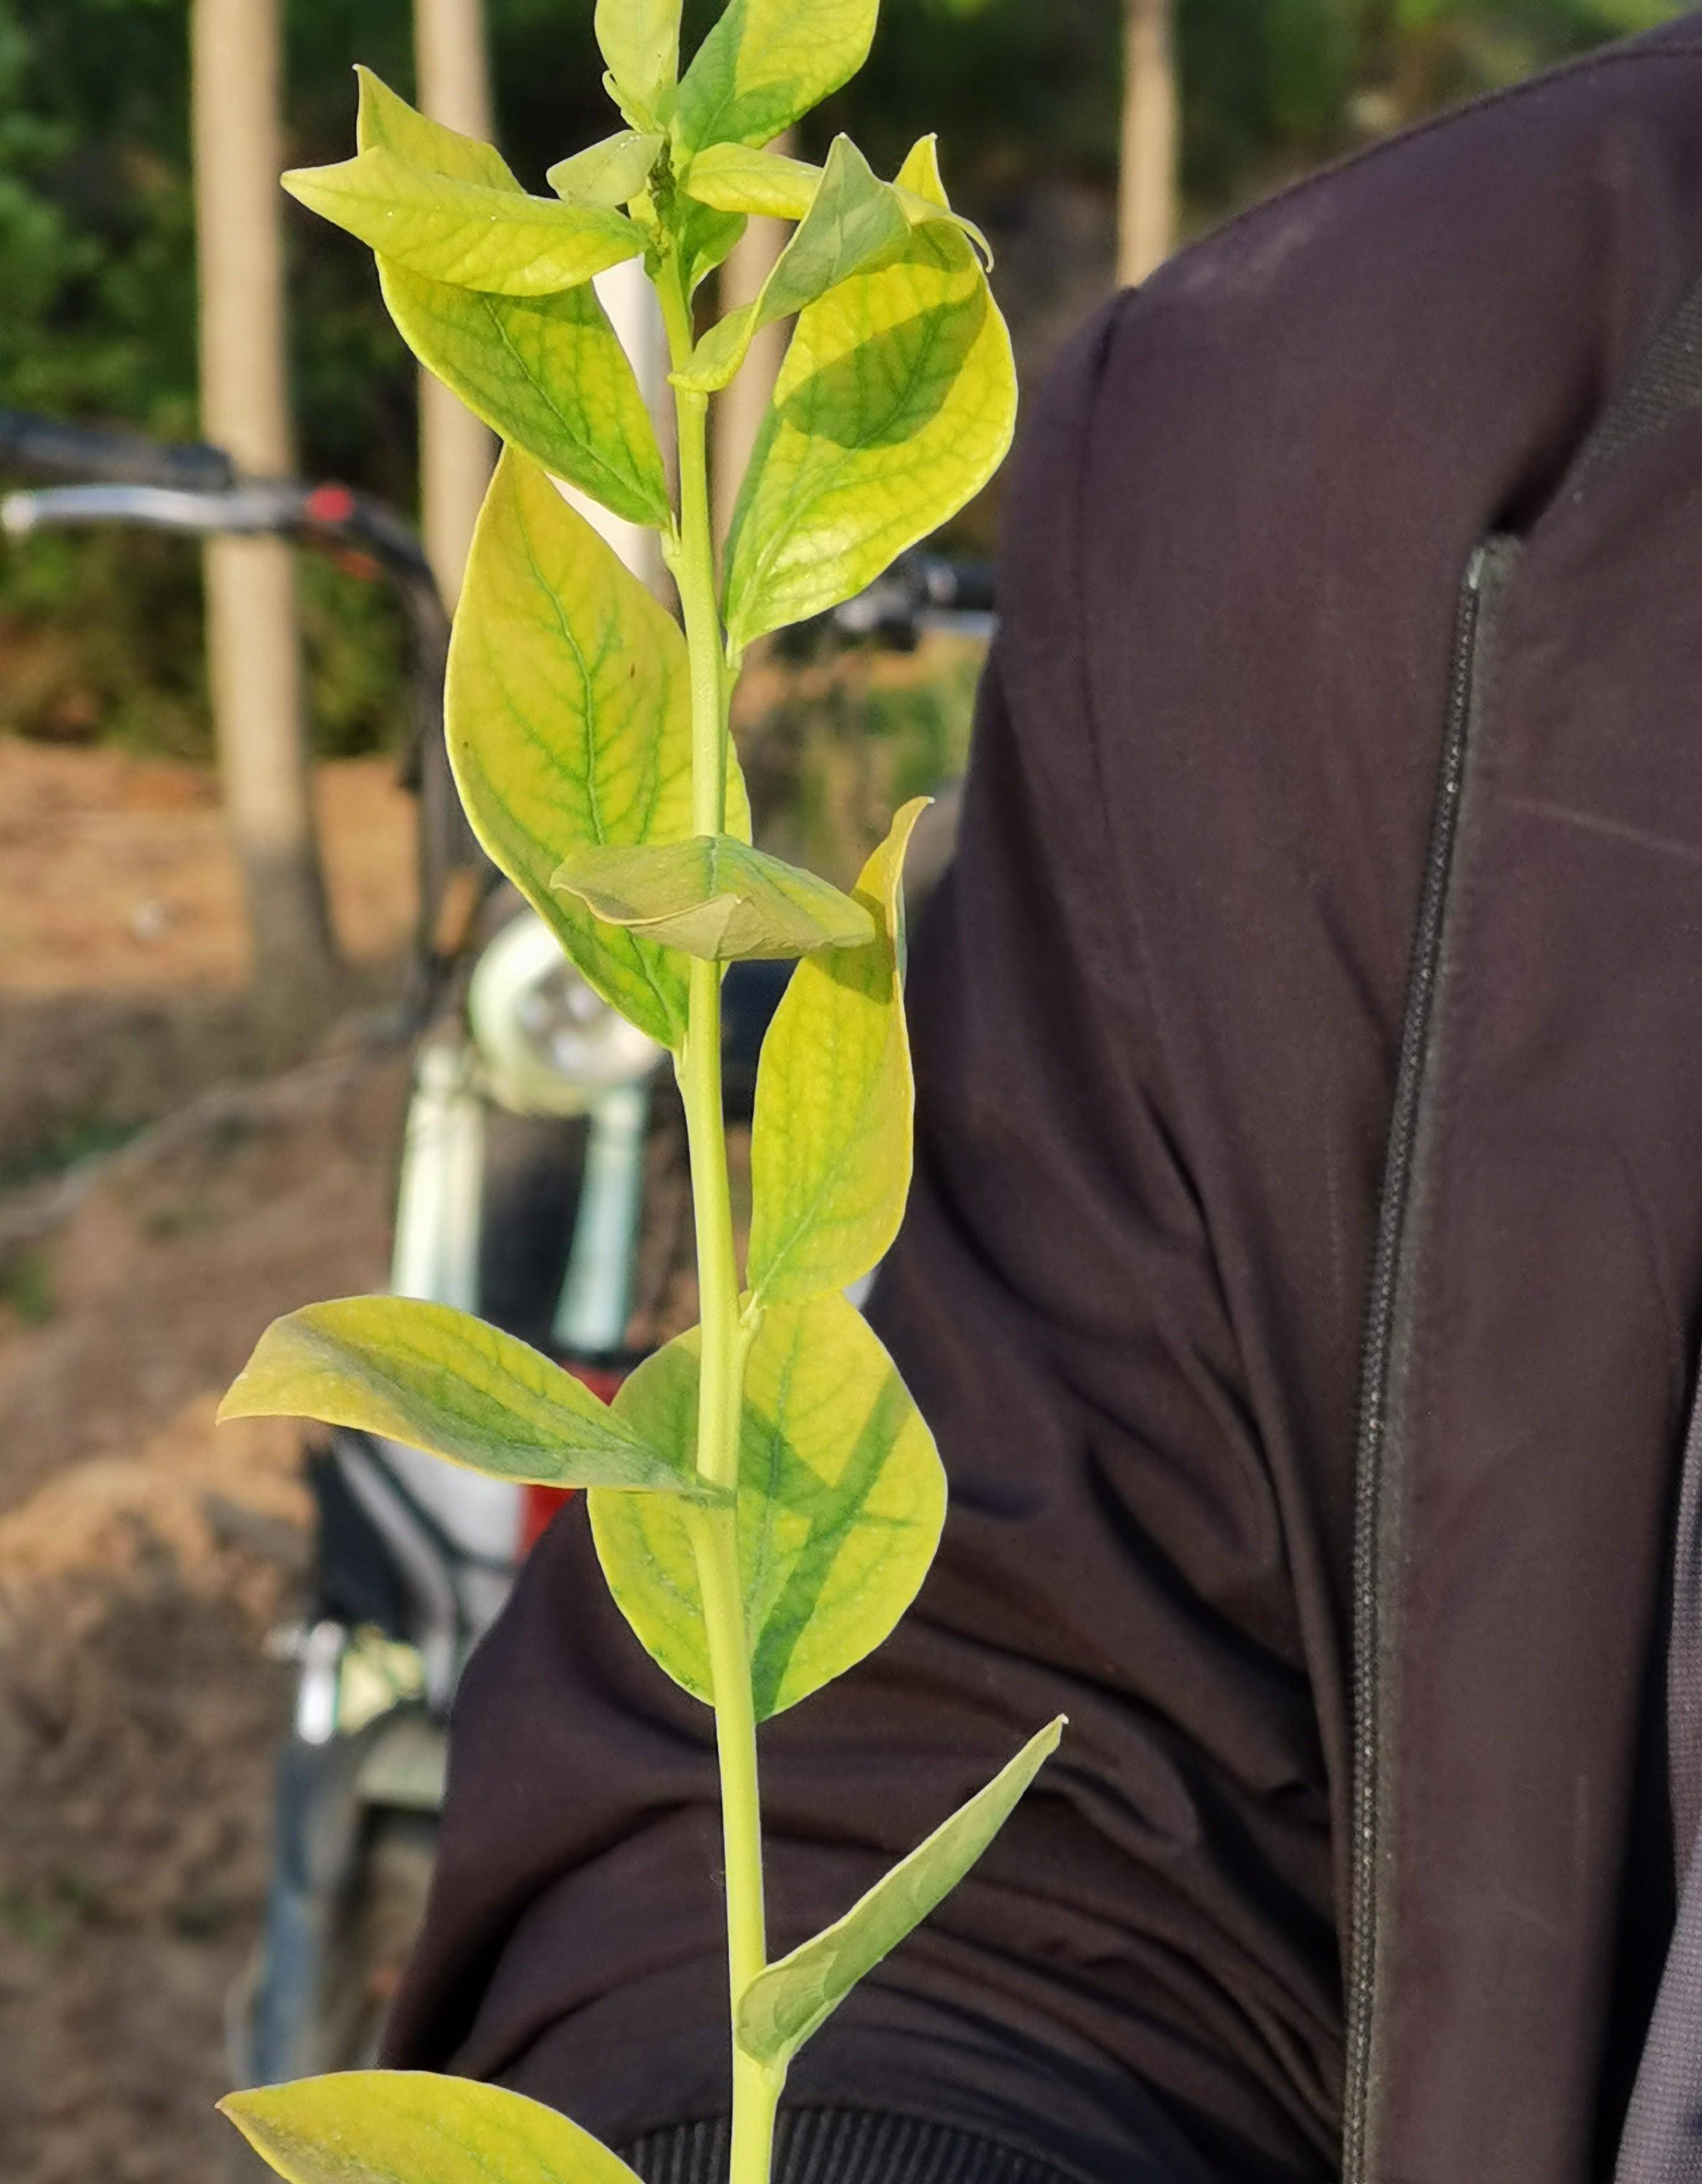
383 16 1702 2182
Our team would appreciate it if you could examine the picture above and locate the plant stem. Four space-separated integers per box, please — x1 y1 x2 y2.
659 248 781 2184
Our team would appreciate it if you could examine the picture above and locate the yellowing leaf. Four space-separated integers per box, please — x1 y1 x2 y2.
590 1293 946 1719
219 1296 710 1498
220 2070 643 2184
893 133 992 263
546 130 664 207
723 195 1015 649
447 451 748 1049
681 140 822 220
353 67 516 190
376 268 670 527
737 1717 1065 2067
595 0 684 131
674 0 880 152
283 147 642 297
355 72 666 522
554 835 873 962
677 137 909 395
746 799 924 1305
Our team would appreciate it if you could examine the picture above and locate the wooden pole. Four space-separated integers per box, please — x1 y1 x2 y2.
192 0 340 1057
414 0 498 606
713 132 796 551
1117 0 1178 288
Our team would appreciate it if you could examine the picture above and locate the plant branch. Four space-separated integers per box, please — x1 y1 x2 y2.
660 243 780 2184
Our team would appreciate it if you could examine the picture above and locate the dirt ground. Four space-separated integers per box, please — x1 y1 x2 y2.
0 739 414 2182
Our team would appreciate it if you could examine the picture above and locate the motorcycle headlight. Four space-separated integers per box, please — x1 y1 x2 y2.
467 911 662 1116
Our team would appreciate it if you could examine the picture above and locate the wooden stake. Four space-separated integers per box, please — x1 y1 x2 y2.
192 0 340 1056
1117 0 1178 289
413 0 498 606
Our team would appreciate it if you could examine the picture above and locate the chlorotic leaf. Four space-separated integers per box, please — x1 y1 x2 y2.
680 136 985 264
746 799 924 1304
354 67 516 190
546 129 664 208
892 132 991 261
220 2070 644 2184
376 267 670 527
677 137 909 395
681 140 822 220
737 1717 1066 2068
218 1296 713 1499
723 189 1015 648
356 68 666 519
674 0 880 152
554 835 874 962
448 451 748 1049
283 146 643 296
590 1293 946 1718
595 0 684 131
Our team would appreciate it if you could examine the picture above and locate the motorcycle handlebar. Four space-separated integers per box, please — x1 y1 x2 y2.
1 476 437 592
0 411 236 494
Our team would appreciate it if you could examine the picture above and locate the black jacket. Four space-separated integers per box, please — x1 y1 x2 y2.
386 19 1702 2182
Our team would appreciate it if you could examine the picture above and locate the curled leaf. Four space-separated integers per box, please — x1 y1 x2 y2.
590 1293 946 1719
283 146 642 296
352 67 514 190
554 835 875 962
893 132 992 263
546 129 665 208
677 137 908 395
595 0 684 131
220 2070 644 2184
219 1296 713 1498
737 1717 1066 2068
747 799 925 1306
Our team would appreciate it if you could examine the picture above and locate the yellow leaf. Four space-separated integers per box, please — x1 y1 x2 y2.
554 835 873 962
219 1296 710 1497
220 2071 642 2184
590 1294 946 1719
746 799 925 1304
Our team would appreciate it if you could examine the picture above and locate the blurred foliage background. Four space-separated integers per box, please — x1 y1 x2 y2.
0 0 1683 761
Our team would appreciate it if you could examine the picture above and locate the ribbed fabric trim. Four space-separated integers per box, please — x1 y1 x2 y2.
623 2108 1077 2184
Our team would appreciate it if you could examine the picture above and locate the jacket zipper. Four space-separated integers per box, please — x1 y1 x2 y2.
1342 541 1494 2184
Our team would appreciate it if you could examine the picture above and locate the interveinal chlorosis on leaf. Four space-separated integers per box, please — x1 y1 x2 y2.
673 0 880 153
225 6 1046 2183
722 134 1017 649
588 1293 947 1719
217 1295 715 1499
355 71 671 523
746 799 926 1306
282 146 644 296
445 448 749 1049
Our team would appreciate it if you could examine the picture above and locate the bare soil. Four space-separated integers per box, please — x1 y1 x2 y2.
0 740 412 2182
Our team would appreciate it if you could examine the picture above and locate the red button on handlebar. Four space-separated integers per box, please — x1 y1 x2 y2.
305 483 356 524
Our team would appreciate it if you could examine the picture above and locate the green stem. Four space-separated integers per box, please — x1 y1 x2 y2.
659 248 781 2184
